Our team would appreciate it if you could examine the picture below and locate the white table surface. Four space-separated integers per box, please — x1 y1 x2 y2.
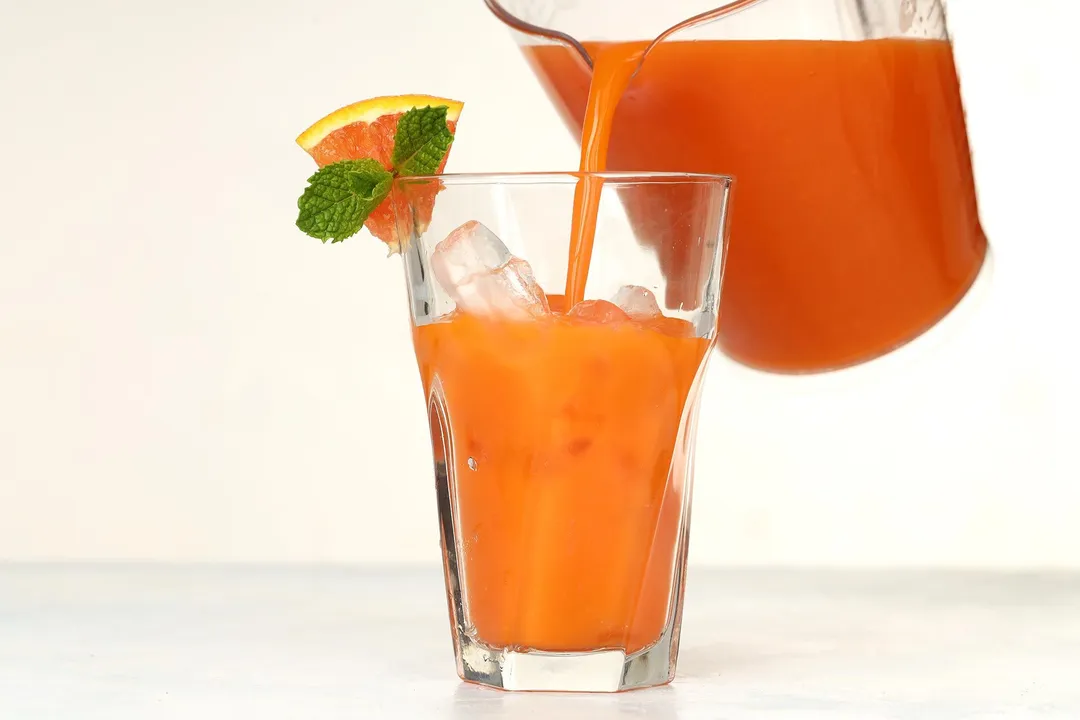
1 566 1077 719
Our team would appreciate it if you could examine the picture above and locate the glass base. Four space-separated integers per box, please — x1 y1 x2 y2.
456 630 678 692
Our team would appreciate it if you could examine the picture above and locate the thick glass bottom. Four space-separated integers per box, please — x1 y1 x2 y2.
455 629 678 692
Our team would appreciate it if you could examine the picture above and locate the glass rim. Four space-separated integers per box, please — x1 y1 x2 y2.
393 171 734 186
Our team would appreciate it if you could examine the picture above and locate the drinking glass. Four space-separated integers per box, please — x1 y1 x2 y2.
395 172 731 691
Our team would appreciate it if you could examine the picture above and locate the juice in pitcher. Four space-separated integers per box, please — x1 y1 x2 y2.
517 14 987 372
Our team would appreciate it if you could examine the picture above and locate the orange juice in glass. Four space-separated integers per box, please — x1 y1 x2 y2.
397 172 730 692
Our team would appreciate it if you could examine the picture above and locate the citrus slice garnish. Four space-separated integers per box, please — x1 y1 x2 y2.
296 94 463 250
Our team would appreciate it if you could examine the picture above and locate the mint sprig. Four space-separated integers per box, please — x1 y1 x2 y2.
391 105 454 177
295 105 455 244
296 159 393 243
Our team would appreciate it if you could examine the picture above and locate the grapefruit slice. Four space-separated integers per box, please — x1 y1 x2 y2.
296 94 464 252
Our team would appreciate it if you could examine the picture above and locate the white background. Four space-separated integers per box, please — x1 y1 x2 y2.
1 0 1077 566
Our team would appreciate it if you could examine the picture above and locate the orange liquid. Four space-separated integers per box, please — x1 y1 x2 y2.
564 48 643 304
414 312 707 652
527 38 987 371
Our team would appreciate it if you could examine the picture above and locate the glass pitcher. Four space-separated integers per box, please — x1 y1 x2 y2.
485 0 989 373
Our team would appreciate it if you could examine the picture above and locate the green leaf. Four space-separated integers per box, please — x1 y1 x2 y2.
295 159 393 243
391 105 454 177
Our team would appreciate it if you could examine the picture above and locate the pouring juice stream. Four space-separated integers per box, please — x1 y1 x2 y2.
564 3 747 306
564 47 644 305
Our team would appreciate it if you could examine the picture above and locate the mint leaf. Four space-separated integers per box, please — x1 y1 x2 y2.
391 105 454 177
296 159 393 243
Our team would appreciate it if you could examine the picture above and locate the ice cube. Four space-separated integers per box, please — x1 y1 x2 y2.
611 285 662 319
568 299 630 324
431 221 549 320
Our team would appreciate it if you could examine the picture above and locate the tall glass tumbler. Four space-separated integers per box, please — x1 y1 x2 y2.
396 172 732 692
